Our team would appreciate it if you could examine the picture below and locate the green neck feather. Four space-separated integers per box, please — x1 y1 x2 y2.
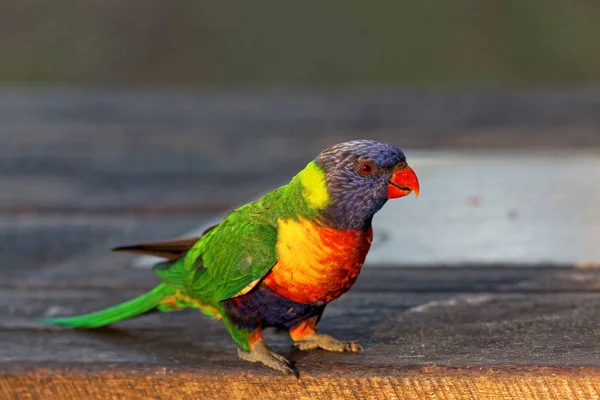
269 161 330 222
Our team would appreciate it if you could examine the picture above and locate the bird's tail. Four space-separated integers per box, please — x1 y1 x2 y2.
38 284 176 328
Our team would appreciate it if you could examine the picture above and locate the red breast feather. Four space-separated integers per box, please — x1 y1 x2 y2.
262 218 372 304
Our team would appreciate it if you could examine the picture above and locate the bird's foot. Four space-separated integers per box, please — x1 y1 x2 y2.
294 333 363 352
237 341 298 377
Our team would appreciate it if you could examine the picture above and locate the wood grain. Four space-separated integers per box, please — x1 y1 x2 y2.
3 267 600 399
3 365 600 400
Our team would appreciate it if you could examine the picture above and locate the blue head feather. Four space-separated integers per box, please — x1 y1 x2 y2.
314 140 406 231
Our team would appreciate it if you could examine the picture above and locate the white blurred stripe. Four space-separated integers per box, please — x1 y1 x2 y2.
135 150 600 268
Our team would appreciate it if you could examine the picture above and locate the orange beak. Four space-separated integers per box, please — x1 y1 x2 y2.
387 165 420 199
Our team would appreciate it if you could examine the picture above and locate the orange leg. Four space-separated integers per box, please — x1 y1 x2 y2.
290 317 363 353
289 316 318 342
248 329 263 350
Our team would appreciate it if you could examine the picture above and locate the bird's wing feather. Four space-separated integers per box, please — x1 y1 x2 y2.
188 216 279 302
132 188 284 302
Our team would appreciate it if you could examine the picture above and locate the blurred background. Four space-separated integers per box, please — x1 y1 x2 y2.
3 1 600 86
2 1 600 281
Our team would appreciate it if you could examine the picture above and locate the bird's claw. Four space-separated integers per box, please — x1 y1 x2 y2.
294 333 363 352
237 341 299 377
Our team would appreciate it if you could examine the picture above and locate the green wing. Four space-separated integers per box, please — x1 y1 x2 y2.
143 199 280 303
128 185 286 303
186 213 278 302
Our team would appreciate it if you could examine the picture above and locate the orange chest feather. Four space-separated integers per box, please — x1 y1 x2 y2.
262 218 373 304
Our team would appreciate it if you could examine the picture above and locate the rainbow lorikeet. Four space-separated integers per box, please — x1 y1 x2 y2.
40 140 420 376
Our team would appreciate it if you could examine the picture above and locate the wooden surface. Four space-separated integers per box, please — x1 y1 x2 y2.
3 90 600 399
4 267 600 399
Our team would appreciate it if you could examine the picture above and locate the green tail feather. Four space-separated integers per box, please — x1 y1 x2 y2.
39 284 176 328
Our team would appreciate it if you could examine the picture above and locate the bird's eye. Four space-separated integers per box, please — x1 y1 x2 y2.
360 163 373 175
397 160 407 169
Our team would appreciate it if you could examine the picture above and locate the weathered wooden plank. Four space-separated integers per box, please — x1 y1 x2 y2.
3 365 600 400
0 260 563 292
1 289 450 365
507 267 600 292
2 90 600 150
3 90 600 211
0 172 275 211
3 288 600 366
8 258 600 294
0 214 216 281
3 286 600 399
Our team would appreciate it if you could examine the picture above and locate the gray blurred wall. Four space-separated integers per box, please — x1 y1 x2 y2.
2 0 600 87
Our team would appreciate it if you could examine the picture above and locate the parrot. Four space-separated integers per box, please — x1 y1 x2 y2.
39 140 420 376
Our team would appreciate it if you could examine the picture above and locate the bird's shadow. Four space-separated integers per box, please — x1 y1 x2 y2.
59 293 440 375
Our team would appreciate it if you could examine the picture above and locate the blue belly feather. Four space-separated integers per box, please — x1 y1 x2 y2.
222 284 325 331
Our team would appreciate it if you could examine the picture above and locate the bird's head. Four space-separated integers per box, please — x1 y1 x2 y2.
298 140 419 231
